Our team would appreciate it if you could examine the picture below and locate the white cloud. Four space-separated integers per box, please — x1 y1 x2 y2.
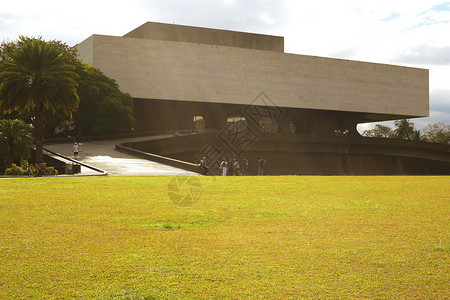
394 45 450 65
134 0 288 35
430 89 450 115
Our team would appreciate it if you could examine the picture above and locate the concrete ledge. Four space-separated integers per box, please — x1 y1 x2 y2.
118 133 450 175
43 147 108 176
115 144 200 174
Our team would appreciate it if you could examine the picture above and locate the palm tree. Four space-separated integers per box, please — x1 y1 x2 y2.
0 119 33 166
412 129 426 142
0 37 79 163
394 119 415 140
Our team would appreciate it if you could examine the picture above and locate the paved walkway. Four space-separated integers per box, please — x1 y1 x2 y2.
44 135 199 176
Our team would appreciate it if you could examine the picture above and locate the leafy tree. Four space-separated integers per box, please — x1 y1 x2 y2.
0 119 33 167
0 37 79 163
412 129 426 142
393 119 415 140
363 120 449 145
362 124 394 138
72 63 134 136
0 62 135 139
423 122 450 145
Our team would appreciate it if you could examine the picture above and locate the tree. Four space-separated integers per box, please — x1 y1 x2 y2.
362 124 394 138
0 119 33 166
3 62 136 139
411 129 426 142
0 37 79 163
423 122 450 145
72 63 134 136
362 120 450 145
393 119 415 140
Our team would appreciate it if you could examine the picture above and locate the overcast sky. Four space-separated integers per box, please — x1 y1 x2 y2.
1 0 449 130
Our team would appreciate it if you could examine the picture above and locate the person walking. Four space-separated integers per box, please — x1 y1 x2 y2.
227 159 233 176
230 159 236 176
199 157 208 175
242 157 249 175
73 142 79 158
234 159 240 175
258 156 266 176
217 160 222 175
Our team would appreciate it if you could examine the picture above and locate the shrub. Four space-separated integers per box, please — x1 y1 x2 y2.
44 167 58 176
20 159 31 175
3 160 58 176
4 164 26 175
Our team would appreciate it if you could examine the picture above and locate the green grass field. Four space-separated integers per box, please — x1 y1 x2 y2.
0 176 449 299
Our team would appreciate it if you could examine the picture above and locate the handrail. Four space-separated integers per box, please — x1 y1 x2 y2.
115 144 200 174
43 147 108 176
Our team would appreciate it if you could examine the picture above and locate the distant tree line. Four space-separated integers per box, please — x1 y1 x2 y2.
362 119 450 145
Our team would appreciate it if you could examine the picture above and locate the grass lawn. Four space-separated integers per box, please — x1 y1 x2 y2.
0 176 449 299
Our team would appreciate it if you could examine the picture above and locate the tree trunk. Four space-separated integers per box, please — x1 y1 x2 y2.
34 102 45 164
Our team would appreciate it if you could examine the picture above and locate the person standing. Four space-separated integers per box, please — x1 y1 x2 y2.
199 157 208 175
220 159 228 176
229 159 235 176
227 159 233 176
234 159 240 175
217 160 222 175
73 142 79 158
242 157 249 175
258 156 266 176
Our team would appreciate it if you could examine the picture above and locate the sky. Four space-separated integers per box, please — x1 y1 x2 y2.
1 0 449 131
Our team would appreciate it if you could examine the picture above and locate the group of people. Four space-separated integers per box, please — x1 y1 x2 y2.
335 129 349 136
219 157 247 176
198 156 267 176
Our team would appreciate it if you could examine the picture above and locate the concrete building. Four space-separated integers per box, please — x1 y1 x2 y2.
76 22 429 137
76 22 448 175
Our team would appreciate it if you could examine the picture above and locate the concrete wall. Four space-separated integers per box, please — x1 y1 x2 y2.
122 133 450 175
77 33 428 121
75 35 94 65
124 22 284 52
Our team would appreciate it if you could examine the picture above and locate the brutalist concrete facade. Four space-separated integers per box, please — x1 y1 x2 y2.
76 22 429 136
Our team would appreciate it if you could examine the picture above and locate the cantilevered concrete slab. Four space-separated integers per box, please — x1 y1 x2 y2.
76 22 429 136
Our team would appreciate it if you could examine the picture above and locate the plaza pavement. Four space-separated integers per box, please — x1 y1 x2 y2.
44 135 199 176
